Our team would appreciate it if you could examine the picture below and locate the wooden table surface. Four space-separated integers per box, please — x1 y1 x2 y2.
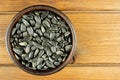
1 0 120 80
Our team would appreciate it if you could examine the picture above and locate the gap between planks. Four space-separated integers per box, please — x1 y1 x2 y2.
2 11 120 15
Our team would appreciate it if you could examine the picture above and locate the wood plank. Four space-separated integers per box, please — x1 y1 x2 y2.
1 0 120 12
1 66 120 80
2 12 120 65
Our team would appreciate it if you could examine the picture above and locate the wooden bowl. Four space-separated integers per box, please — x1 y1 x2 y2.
6 5 76 75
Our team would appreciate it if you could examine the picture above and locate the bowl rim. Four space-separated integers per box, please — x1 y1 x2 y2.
6 5 76 75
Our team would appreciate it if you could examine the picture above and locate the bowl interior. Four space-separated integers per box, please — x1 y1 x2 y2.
6 5 76 75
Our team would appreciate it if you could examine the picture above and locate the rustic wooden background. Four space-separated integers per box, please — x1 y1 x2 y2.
1 0 120 80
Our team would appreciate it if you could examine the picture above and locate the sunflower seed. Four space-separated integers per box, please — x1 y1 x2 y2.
34 49 39 57
33 33 38 37
14 54 20 60
21 61 25 65
13 48 23 55
41 25 45 33
21 54 26 60
68 37 72 43
58 57 62 62
11 43 15 47
57 36 62 42
65 45 72 52
15 38 18 42
22 18 30 26
32 61 37 68
56 50 63 55
23 15 29 20
44 57 48 61
43 66 48 70
48 41 56 46
41 11 49 20
42 54 47 59
29 51 34 59
64 31 70 37
30 19 35 26
26 62 31 67
27 27 34 36
20 24 26 32
50 47 56 53
19 42 27 46
37 50 43 57
35 11 39 16
48 14 53 19
46 60 55 68
37 63 45 69
23 31 28 37
36 37 42 43
50 32 55 40
52 54 60 61
22 36 32 42
62 56 67 62
17 30 21 34
31 46 36 51
34 15 41 24
16 23 20 29
37 58 43 65
25 45 30 53
36 29 43 36
42 20 50 27
48 57 54 62
56 16 61 20
61 27 66 33
54 62 60 66
31 41 43 49
35 23 40 28
51 16 57 24
44 32 49 38
46 50 52 56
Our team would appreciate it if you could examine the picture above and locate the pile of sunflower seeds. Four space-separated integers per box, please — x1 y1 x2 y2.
11 10 72 70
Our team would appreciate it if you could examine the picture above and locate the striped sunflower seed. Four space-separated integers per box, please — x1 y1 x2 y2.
12 28 17 36
25 45 30 53
13 48 23 55
42 20 50 27
37 58 43 65
50 32 55 40
34 49 39 57
30 19 35 26
20 24 26 32
50 47 56 53
46 60 55 68
31 41 43 49
27 27 34 36
14 54 20 60
38 50 44 58
41 25 45 33
28 51 34 59
22 18 30 27
36 29 43 36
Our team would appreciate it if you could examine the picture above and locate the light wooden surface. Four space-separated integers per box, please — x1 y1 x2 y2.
1 0 120 80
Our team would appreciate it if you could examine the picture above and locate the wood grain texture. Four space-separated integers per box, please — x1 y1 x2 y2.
1 66 120 80
1 0 120 12
1 0 120 79
1 12 120 65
